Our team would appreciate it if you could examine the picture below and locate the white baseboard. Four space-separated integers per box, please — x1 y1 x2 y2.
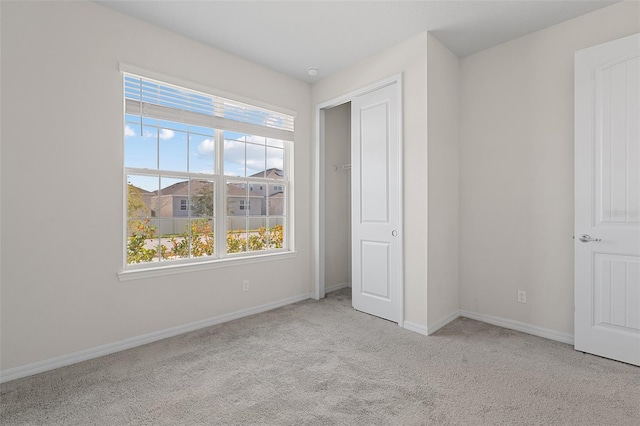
405 310 573 345
404 311 460 337
459 310 574 345
403 321 428 336
0 292 312 384
325 282 351 293
427 311 461 335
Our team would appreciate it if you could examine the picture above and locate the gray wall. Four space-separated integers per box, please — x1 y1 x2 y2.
458 1 640 336
0 0 312 372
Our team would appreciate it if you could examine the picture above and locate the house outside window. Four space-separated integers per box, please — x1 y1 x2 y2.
123 72 294 269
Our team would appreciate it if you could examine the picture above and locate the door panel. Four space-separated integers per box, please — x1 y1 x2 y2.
594 254 640 331
360 102 390 223
352 83 401 323
594 56 640 226
361 241 391 299
575 33 640 366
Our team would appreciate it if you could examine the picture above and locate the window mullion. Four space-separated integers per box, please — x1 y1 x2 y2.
286 141 293 252
215 129 226 259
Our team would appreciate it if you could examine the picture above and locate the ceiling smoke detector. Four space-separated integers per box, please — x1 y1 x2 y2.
307 67 318 77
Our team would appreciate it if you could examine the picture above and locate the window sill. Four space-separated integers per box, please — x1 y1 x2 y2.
117 251 297 282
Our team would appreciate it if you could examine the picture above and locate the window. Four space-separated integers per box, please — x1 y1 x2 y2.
123 73 294 269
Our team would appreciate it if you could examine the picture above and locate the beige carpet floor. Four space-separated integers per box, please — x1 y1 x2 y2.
1 288 639 425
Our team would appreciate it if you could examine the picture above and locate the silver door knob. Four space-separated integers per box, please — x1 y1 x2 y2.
391 230 398 237
579 234 601 243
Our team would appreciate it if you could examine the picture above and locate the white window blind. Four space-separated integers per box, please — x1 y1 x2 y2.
124 74 294 141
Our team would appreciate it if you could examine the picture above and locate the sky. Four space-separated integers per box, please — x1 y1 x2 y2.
124 115 284 192
123 75 289 192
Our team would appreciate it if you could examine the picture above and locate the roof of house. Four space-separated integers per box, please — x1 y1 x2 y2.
226 183 265 198
128 183 151 194
152 180 213 197
249 168 284 180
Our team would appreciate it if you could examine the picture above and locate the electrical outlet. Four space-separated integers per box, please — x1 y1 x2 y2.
243 280 250 291
517 290 527 304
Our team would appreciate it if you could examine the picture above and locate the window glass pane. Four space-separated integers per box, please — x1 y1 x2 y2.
248 217 267 252
159 177 187 218
125 113 141 125
191 218 214 258
142 117 158 127
189 134 215 174
224 138 246 177
127 219 159 264
159 128 188 172
226 217 247 254
190 179 215 217
267 217 285 249
266 147 284 179
162 218 189 260
248 182 266 216
268 184 285 216
127 175 158 219
125 125 157 169
159 218 187 238
227 182 247 217
225 131 245 141
246 144 266 178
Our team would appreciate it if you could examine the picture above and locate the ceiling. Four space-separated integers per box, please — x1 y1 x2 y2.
97 0 618 83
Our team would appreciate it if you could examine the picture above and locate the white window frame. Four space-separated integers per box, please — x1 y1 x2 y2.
118 65 296 281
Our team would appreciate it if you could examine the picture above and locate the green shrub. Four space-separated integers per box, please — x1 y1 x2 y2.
127 220 283 262
191 219 214 257
127 219 159 264
226 225 283 254
226 231 247 253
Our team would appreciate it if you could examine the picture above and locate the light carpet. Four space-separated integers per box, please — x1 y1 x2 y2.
1 288 639 425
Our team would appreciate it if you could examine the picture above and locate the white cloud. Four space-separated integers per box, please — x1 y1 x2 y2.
159 129 175 140
197 139 214 156
220 139 284 176
124 125 136 137
266 156 284 170
223 139 247 176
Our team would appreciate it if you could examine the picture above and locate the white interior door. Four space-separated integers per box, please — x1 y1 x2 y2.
351 83 402 323
575 33 640 366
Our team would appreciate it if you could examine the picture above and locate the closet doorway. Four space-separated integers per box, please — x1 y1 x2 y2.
323 103 352 296
314 75 404 325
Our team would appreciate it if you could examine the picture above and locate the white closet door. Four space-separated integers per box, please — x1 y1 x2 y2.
351 83 402 323
575 33 640 366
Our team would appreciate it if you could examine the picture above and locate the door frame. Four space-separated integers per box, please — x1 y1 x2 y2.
313 74 404 327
